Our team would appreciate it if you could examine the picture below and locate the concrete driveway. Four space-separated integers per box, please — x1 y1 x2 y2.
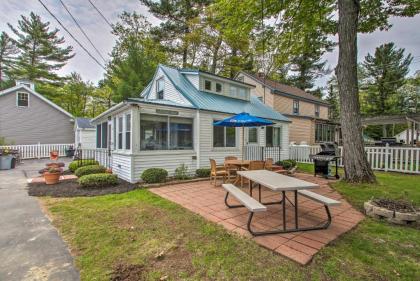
0 159 79 281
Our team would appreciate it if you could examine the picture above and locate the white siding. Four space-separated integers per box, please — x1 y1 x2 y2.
148 68 192 105
184 73 199 88
79 129 96 149
112 153 133 182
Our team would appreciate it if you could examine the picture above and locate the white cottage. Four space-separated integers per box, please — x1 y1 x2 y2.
74 118 96 149
91 65 290 183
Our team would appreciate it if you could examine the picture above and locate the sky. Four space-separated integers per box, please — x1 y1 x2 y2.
1 0 419 88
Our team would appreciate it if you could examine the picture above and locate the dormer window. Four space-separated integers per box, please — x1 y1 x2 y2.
293 100 299 115
215 82 222 93
204 80 212 91
17 92 29 107
315 104 320 117
156 78 164 99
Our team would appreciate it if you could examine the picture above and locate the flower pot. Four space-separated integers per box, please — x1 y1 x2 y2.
0 155 13 170
44 172 61 185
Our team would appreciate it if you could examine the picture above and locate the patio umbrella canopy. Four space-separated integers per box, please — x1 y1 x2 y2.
214 112 274 159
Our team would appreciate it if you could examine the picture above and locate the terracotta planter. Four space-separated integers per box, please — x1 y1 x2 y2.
44 172 61 185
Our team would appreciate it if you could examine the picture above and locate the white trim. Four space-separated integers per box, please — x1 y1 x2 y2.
0 85 74 118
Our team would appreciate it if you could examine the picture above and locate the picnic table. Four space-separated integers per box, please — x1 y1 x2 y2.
231 170 338 235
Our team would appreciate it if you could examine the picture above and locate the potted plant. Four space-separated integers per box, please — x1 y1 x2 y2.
0 149 14 170
43 167 62 185
65 145 75 157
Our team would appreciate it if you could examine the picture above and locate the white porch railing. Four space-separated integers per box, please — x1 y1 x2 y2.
0 143 74 160
289 144 420 174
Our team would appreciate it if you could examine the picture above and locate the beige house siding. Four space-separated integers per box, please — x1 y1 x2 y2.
0 88 74 144
239 74 274 107
288 117 314 144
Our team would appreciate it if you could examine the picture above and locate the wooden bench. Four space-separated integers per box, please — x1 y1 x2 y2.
298 190 341 229
223 184 267 235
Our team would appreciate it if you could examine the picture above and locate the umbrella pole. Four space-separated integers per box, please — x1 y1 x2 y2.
242 126 245 160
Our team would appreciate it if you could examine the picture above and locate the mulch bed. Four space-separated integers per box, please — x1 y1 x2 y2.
28 179 140 197
371 198 417 213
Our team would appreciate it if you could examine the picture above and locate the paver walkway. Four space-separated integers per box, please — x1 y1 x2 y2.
151 173 364 265
0 159 79 281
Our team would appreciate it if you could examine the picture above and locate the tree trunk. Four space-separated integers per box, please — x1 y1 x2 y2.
336 0 376 183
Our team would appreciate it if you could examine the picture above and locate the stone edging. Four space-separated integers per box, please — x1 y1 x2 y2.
364 200 419 226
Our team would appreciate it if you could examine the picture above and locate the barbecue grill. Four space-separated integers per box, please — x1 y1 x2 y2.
309 142 340 179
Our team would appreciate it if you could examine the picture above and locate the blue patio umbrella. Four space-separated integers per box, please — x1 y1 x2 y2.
214 112 274 159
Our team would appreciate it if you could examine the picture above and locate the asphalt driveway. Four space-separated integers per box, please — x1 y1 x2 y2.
0 159 79 281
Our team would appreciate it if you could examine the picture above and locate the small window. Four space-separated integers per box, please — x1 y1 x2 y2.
215 82 222 93
96 124 102 148
156 78 164 99
17 92 29 107
113 117 117 150
248 127 258 144
315 104 320 117
101 122 108 148
204 80 212 91
118 117 123 149
125 114 131 150
213 124 236 148
293 100 299 114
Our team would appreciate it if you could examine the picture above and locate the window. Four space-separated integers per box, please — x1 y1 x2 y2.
230 86 248 99
266 126 282 147
315 123 335 143
248 128 258 144
156 78 164 99
315 104 320 117
113 117 117 150
125 114 131 150
216 82 222 93
96 124 102 148
96 122 108 148
140 114 193 150
293 100 299 114
118 117 123 149
213 124 236 147
204 80 212 91
17 92 29 107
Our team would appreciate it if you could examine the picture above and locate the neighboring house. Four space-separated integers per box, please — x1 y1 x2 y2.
394 129 418 145
236 72 337 145
0 80 74 145
74 117 96 149
92 64 290 183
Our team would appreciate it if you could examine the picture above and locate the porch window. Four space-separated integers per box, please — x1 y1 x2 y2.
96 124 101 148
266 126 282 147
248 127 258 144
140 114 193 150
213 125 236 147
113 117 116 150
315 123 335 143
125 114 131 150
118 117 123 149
96 122 108 149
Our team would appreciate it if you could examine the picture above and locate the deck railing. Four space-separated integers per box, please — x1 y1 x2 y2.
289 144 420 174
0 143 74 159
75 148 112 169
244 146 283 162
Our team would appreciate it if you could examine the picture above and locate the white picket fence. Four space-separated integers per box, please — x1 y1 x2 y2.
0 143 74 160
289 144 420 174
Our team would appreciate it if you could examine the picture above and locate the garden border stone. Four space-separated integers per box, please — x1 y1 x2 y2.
364 200 419 226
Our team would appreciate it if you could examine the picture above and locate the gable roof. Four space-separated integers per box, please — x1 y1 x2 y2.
75 117 94 129
153 65 289 122
0 85 74 118
239 72 329 105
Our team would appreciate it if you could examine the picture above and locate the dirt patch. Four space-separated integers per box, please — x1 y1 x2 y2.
111 263 145 281
28 179 140 197
372 198 417 213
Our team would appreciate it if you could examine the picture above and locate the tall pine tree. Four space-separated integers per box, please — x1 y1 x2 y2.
7 12 74 84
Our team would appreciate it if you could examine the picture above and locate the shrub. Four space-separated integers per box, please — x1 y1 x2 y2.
174 164 190 180
141 168 168 183
78 173 118 188
69 159 99 172
75 165 106 178
196 168 211 178
275 159 297 170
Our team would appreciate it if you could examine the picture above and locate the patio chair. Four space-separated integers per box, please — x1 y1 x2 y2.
210 159 228 186
264 158 287 174
224 156 239 180
241 160 265 190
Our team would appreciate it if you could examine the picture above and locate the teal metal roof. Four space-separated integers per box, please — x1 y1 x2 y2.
140 64 290 122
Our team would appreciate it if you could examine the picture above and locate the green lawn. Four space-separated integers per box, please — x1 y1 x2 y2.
41 167 420 281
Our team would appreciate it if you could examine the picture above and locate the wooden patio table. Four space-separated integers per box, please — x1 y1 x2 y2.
236 170 320 235
224 160 250 184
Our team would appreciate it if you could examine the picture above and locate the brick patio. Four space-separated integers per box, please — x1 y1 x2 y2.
150 173 364 265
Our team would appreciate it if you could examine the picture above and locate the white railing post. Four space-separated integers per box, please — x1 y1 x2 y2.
384 143 389 172
37 142 41 159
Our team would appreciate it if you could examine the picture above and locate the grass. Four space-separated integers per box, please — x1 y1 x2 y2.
41 167 420 281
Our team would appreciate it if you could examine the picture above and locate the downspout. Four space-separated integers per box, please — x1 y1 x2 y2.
196 110 200 169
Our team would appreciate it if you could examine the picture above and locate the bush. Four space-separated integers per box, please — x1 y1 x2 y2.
75 165 106 178
69 159 99 172
141 168 168 183
174 164 190 180
78 173 118 188
275 159 297 170
196 168 211 178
